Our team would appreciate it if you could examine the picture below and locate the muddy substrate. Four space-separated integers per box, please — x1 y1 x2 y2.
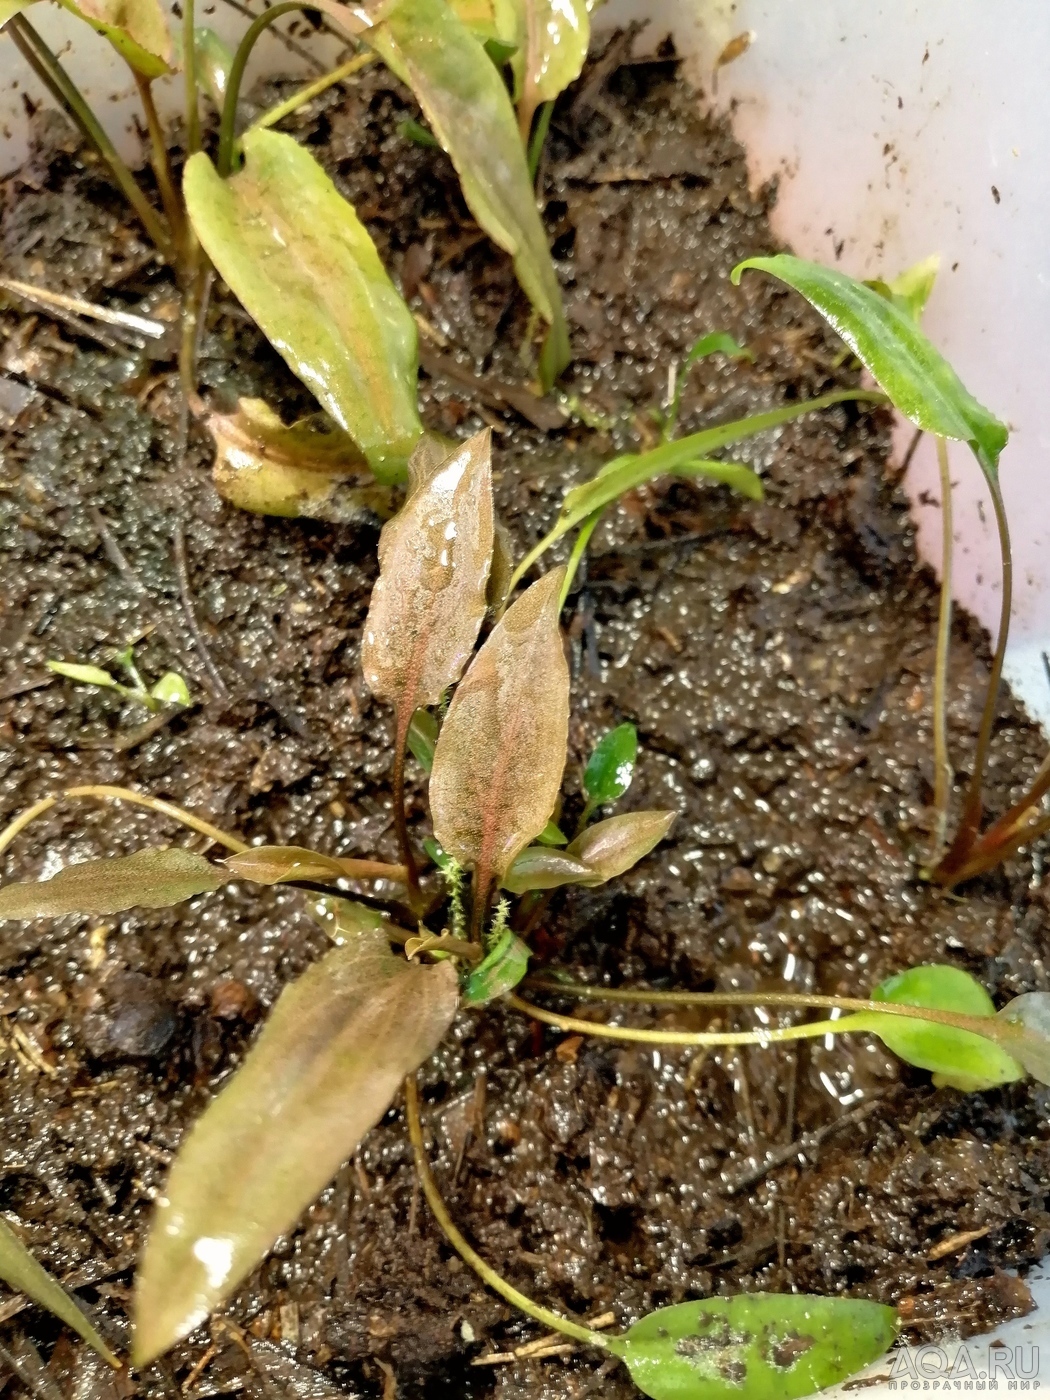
1 38 1050 1400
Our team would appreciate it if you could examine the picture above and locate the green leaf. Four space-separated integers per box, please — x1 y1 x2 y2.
867 965 1024 1091
133 900 458 1365
362 431 495 760
566 810 675 885
47 661 119 690
367 0 570 390
206 397 394 523
502 845 591 894
407 709 440 773
535 818 568 846
150 672 191 707
512 0 590 138
430 569 569 896
865 253 940 325
604 1293 898 1400
584 722 638 806
0 0 33 28
996 993 1050 1086
184 130 422 483
0 848 226 921
194 26 233 108
462 925 530 1005
662 330 753 440
398 116 440 148
0 1217 118 1366
732 254 1008 474
58 0 173 76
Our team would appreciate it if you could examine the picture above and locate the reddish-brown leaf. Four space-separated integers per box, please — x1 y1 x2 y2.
567 810 676 884
429 568 569 896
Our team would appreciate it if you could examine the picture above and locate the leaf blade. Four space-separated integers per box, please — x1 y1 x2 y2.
430 569 569 892
605 1292 898 1400
58 0 173 75
0 848 225 921
583 723 638 806
518 0 589 133
367 0 570 388
184 131 422 483
0 1218 118 1365
566 810 675 886
732 254 1008 473
133 901 458 1364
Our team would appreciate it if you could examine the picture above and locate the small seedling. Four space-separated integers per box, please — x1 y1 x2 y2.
2 430 1049 1397
48 647 191 713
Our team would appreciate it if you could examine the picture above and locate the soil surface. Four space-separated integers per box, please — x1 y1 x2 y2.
2 37 1050 1400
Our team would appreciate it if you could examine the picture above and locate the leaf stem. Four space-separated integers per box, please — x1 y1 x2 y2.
403 1075 608 1350
218 0 318 176
930 436 954 860
133 73 185 253
249 50 376 134
183 0 201 158
392 716 421 900
7 16 173 259
558 509 603 609
527 99 553 182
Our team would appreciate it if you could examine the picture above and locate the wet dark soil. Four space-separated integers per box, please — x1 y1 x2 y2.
2 38 1050 1400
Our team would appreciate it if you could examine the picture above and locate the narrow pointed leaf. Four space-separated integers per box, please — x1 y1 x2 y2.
732 254 1008 473
47 661 119 690
206 397 394 522
996 993 1050 1085
868 965 1023 1091
603 1293 898 1400
0 848 225 922
663 330 753 438
0 1218 118 1366
583 723 638 806
430 569 569 890
502 845 591 894
361 431 495 740
58 0 172 75
133 901 458 1364
567 810 675 885
184 131 422 483
367 0 570 388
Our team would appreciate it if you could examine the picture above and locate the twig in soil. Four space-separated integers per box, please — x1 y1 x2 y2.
181 1340 219 1393
473 1312 617 1367
173 523 230 698
926 1225 990 1261
419 346 568 432
0 277 165 353
719 1094 889 1195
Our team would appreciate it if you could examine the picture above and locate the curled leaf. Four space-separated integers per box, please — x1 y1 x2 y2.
732 255 1007 473
868 965 1023 1091
133 901 458 1364
366 0 570 389
995 993 1050 1086
206 397 394 523
604 1293 898 1400
0 848 225 921
567 810 676 885
361 430 495 751
462 925 530 1005
583 722 638 807
430 568 569 896
0 1217 118 1366
184 130 421 483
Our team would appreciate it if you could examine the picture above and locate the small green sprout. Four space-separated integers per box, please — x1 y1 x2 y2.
48 649 191 713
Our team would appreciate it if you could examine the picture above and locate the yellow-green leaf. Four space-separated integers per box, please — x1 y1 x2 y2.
0 0 34 28
59 0 173 77
0 1218 118 1366
0 848 225 921
517 0 590 136
367 0 569 389
184 130 422 484
133 901 458 1364
567 810 675 885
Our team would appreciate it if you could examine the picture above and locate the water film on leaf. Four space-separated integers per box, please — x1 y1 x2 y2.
583 722 638 807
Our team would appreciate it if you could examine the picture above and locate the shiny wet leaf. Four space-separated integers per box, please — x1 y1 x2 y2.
361 430 494 747
194 26 232 107
462 925 530 1005
0 848 225 921
430 569 569 893
996 993 1050 1086
133 900 458 1364
499 0 590 131
0 1217 118 1365
502 845 591 894
583 722 638 807
732 254 1007 474
367 0 569 389
223 847 352 886
866 964 1024 1091
184 130 421 482
566 810 676 885
206 397 394 523
604 1292 898 1400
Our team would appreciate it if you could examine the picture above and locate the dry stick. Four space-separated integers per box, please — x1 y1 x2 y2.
173 523 230 699
249 50 376 133
930 435 955 860
6 17 172 260
403 1076 608 1351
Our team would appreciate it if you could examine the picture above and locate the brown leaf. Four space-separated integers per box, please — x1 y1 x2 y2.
361 430 495 750
133 900 458 1364
566 810 676 884
430 568 569 898
501 845 591 895
224 847 352 885
0 848 226 921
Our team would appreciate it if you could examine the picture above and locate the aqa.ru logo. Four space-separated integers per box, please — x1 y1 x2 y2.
888 1343 1041 1390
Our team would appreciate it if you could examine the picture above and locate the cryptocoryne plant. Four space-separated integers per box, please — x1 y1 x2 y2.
4 428 1050 1397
